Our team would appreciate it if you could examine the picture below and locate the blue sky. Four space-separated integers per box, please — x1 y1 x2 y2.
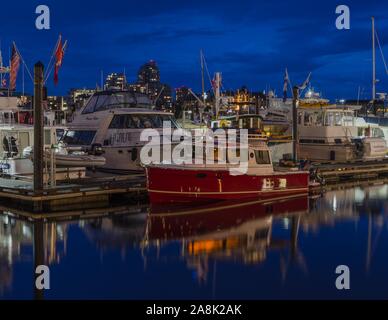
1 0 387 100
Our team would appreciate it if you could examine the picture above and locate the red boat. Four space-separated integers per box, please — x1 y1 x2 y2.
145 140 309 204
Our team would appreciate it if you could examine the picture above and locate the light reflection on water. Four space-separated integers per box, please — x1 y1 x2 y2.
1 184 388 299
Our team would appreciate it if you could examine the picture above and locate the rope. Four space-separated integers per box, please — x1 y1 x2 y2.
44 35 61 80
375 30 388 76
44 39 67 84
202 54 214 94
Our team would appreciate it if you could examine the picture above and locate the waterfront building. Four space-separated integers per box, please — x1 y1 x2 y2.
105 72 126 90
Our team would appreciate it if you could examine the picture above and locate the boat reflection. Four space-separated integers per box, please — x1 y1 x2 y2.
0 183 388 298
145 196 309 262
0 214 67 295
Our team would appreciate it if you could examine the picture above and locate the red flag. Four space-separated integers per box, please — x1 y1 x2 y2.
54 36 65 85
10 43 20 90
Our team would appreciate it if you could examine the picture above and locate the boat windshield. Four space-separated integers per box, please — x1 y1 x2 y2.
238 117 262 129
61 130 97 145
82 91 152 114
254 150 271 164
108 114 180 129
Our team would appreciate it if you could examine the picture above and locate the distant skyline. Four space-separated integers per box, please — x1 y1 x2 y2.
0 0 387 100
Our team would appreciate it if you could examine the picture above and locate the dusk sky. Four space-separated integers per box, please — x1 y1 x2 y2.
1 0 387 100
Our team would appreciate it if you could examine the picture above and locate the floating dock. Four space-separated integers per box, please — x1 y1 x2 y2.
0 172 147 212
311 158 388 183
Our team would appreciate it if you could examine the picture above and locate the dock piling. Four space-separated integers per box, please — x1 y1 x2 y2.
292 86 299 162
33 62 44 211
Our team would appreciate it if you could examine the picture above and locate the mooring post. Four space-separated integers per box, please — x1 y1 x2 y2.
33 62 44 211
292 86 299 163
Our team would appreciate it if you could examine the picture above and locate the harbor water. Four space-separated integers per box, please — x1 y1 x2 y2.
1 183 388 299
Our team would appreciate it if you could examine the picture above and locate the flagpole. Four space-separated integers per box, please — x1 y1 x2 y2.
22 62 25 96
8 45 10 97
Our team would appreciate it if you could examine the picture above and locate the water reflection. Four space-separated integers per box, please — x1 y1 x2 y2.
0 184 388 299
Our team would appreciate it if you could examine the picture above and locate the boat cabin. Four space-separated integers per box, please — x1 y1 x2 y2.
154 139 274 176
0 126 61 159
298 107 355 128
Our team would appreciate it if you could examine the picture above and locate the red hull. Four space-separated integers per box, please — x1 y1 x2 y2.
148 196 309 240
146 166 309 204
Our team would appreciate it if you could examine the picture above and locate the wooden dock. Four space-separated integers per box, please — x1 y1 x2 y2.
311 158 388 184
0 172 147 212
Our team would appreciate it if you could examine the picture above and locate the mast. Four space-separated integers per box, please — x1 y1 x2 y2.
200 50 205 106
0 47 2 88
200 50 205 125
214 72 221 119
372 16 376 101
22 63 25 96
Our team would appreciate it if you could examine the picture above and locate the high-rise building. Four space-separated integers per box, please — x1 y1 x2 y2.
132 60 172 109
175 86 192 104
137 60 160 84
105 72 126 90
69 88 96 109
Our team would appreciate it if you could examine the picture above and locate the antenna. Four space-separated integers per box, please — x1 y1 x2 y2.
372 16 376 101
100 70 103 91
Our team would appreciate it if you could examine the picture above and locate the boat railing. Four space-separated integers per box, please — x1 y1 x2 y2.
0 112 17 126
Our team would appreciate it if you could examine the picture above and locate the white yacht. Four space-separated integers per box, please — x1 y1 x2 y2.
297 106 387 161
62 90 181 173
0 92 105 179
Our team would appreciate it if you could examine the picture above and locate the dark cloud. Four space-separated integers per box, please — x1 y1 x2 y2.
116 28 228 45
0 0 387 98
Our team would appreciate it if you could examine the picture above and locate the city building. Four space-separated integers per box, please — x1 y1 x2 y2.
105 72 126 90
69 88 96 110
46 96 68 111
127 60 173 110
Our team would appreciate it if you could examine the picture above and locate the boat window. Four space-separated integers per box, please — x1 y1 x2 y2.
334 112 342 126
94 95 109 111
254 150 271 164
62 130 96 145
56 128 65 140
44 129 51 145
109 114 179 129
325 112 334 126
343 113 354 126
373 127 384 138
82 95 99 114
304 113 311 126
240 117 253 129
109 114 135 129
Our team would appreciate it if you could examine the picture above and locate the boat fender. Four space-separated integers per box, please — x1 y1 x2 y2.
91 143 104 156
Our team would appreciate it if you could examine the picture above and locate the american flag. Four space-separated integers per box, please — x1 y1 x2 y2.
10 43 20 90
